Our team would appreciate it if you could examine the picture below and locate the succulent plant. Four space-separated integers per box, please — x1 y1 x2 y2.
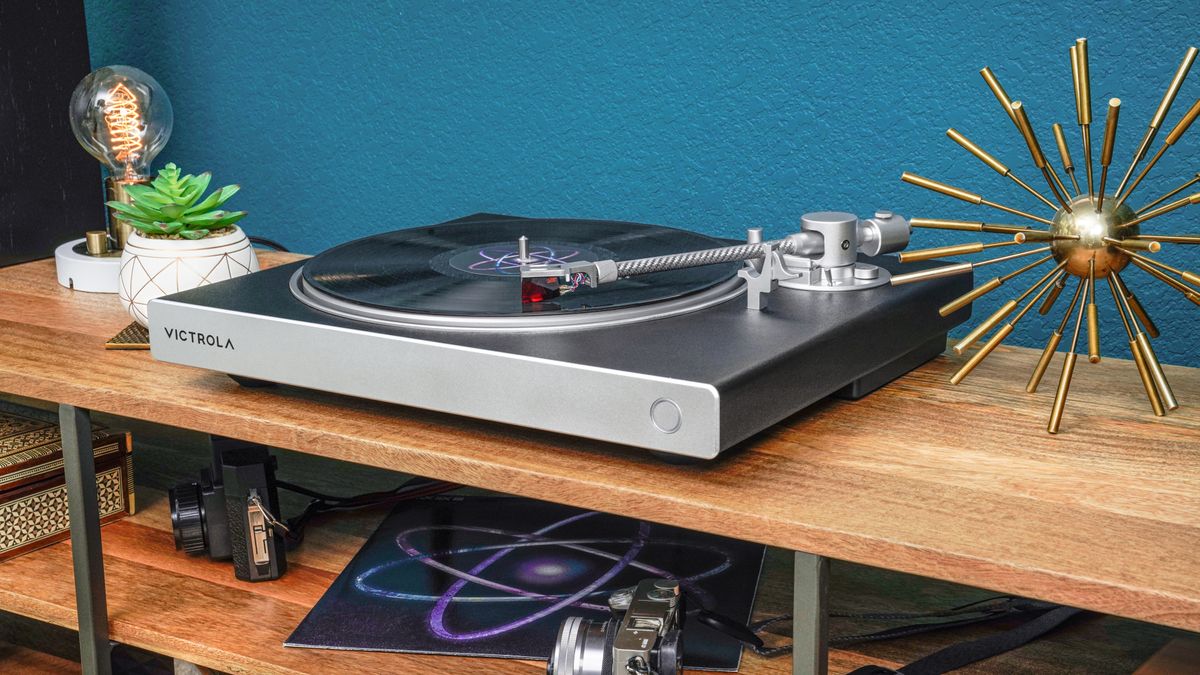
106 163 246 240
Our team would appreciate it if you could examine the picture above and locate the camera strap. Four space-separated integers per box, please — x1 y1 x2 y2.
737 595 1082 673
845 603 1083 675
247 494 291 536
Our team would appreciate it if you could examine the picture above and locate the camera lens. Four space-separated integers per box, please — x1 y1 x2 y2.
547 616 612 675
169 481 208 554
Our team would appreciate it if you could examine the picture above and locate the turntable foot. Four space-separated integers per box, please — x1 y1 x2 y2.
228 374 277 388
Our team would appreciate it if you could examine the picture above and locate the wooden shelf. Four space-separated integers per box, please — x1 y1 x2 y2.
0 423 1184 674
1 252 1198 650
0 464 800 673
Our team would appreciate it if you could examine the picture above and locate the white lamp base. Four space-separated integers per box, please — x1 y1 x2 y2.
55 239 121 293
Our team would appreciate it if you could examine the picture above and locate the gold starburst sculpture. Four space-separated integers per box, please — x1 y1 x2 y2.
892 39 1200 433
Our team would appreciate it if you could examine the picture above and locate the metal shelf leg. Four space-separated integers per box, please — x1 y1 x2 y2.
60 404 111 675
793 550 829 675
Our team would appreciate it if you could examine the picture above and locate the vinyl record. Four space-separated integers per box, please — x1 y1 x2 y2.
300 216 739 316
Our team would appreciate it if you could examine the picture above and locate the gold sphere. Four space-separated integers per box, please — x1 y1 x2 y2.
1050 194 1137 278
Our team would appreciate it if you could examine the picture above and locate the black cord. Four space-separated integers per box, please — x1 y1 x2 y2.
275 477 457 547
248 235 290 252
744 596 1065 658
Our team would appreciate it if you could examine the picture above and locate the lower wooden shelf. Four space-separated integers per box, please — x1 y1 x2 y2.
0 484 808 675
0 409 1186 674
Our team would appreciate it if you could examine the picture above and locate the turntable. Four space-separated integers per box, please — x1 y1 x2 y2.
149 212 970 459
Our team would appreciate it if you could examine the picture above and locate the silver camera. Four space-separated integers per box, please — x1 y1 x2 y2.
547 578 684 675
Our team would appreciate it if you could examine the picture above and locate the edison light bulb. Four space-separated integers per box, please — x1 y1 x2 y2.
69 65 172 180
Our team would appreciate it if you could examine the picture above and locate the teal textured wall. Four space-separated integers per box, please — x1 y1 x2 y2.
83 1 1199 366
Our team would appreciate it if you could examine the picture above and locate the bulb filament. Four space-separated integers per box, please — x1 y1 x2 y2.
103 82 144 173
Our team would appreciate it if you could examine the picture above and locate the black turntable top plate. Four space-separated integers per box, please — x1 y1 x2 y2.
300 217 740 316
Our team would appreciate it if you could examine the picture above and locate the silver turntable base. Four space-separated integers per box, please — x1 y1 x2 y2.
149 214 971 460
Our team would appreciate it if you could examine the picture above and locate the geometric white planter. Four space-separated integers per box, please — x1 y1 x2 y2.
118 226 259 327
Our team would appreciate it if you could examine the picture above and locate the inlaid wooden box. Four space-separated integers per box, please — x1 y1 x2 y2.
0 401 134 561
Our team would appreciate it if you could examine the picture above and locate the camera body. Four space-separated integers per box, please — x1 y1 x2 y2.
169 439 287 581
548 579 684 675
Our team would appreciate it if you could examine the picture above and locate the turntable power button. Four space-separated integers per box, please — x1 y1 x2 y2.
650 399 682 434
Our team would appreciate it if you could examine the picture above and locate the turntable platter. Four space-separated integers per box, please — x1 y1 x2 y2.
293 217 745 330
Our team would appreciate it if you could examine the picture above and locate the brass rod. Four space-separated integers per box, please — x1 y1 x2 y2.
950 270 1062 385
901 172 1055 225
1014 231 1078 242
1008 173 1059 210
901 172 983 203
980 66 1017 124
1107 275 1165 416
1038 274 1067 315
1114 145 1167 211
1017 270 1067 324
1132 234 1200 244
971 245 1053 267
1108 275 1133 339
951 259 1065 354
1128 257 1200 305
1110 268 1162 337
898 240 1018 263
889 262 971 286
1027 330 1063 393
1072 41 1094 197
891 245 1052 285
937 254 1052 317
951 323 1014 385
1114 97 1200 210
1097 98 1121 212
952 299 1017 355
946 128 1009 175
1115 269 1179 409
1087 258 1100 363
1056 275 1087 333
1011 101 1073 211
1076 39 1093 125
1048 277 1089 433
1136 331 1179 411
1001 254 1056 282
1082 126 1094 199
1115 46 1199 197
1027 274 1086 393
979 198 1056 226
1015 259 1070 304
1122 192 1200 227
1052 123 1081 195
909 218 1032 234
1125 250 1200 287
1102 236 1160 252
939 278 1002 317
1137 173 1200 214
1046 166 1073 208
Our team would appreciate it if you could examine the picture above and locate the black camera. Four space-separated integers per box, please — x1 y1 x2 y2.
169 439 287 582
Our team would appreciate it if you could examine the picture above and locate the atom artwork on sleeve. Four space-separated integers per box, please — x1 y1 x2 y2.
894 39 1200 433
286 497 765 671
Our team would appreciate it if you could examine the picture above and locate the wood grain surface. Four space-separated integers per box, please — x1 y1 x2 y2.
0 421 1183 674
0 253 1197 643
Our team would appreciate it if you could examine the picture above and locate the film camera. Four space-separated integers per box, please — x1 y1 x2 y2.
548 578 684 675
169 439 287 582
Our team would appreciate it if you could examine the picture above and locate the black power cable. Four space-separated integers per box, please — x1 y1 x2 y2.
248 235 290 252
274 477 457 547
